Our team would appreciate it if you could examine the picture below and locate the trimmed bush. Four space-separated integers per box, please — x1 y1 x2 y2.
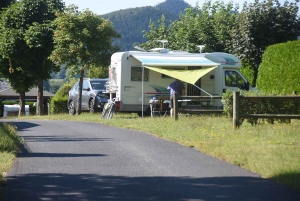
257 40 300 94
50 97 68 114
53 81 75 99
49 79 77 114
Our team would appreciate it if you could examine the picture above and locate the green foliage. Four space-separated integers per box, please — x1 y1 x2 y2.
53 79 77 99
0 0 64 82
240 64 255 86
49 79 77 114
1 101 18 105
222 90 234 119
48 79 65 94
0 123 22 153
50 6 120 115
102 0 188 51
51 65 66 79
140 15 172 50
0 0 65 115
227 0 300 86
86 65 109 78
49 97 68 114
222 90 300 126
257 40 300 94
140 0 239 53
50 6 120 74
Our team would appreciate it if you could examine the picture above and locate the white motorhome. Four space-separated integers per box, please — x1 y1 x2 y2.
106 48 254 113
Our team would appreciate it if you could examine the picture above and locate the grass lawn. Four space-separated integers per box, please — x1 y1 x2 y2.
0 123 23 200
1 113 300 193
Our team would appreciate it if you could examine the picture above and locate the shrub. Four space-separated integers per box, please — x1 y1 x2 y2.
49 79 77 114
240 64 255 86
257 40 300 94
53 79 76 99
222 90 299 126
50 97 68 114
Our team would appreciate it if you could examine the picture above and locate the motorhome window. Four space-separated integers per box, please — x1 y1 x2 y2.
225 70 247 88
131 67 149 81
161 67 184 78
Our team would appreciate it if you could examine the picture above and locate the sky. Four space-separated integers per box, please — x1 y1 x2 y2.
63 0 297 15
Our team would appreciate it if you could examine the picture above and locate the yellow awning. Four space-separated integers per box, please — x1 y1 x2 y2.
144 66 218 85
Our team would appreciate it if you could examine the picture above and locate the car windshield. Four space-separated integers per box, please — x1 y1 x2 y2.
90 80 106 90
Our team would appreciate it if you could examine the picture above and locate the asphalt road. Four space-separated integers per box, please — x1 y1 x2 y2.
3 120 300 201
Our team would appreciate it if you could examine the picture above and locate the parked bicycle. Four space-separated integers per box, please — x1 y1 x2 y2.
101 98 116 119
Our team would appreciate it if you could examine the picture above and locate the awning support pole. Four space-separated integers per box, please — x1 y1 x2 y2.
193 84 213 102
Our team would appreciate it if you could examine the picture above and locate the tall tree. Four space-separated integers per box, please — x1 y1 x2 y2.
140 0 239 53
141 15 172 50
23 0 64 115
227 0 300 86
0 1 37 115
86 65 109 79
0 59 36 115
0 0 64 115
50 5 120 115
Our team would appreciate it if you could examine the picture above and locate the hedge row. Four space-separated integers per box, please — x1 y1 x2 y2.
49 97 68 114
257 40 300 94
222 90 300 126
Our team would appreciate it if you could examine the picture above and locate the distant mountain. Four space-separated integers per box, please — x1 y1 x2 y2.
156 0 191 15
102 0 191 51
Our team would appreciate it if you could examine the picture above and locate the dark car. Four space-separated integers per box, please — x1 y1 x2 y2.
67 78 109 115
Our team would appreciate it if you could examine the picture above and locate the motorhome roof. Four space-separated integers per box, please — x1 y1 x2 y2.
112 51 241 67
128 51 217 67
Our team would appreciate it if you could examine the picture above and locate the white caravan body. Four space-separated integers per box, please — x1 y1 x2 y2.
106 49 252 112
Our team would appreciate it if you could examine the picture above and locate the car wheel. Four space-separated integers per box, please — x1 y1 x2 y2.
69 100 75 115
89 99 95 113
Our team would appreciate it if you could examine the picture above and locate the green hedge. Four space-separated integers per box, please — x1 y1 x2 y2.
49 97 68 114
49 79 77 115
53 79 77 99
240 64 255 87
257 40 300 94
222 90 299 126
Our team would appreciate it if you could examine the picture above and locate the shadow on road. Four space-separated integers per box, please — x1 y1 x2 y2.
4 173 300 201
21 135 111 142
271 171 300 193
5 121 41 131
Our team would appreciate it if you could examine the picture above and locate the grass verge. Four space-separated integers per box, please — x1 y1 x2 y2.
6 113 300 192
0 122 23 199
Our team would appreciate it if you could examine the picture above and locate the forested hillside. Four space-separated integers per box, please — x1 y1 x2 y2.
102 0 191 51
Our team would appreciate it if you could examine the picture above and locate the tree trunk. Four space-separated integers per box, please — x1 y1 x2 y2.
19 92 26 116
36 79 44 115
76 68 85 115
